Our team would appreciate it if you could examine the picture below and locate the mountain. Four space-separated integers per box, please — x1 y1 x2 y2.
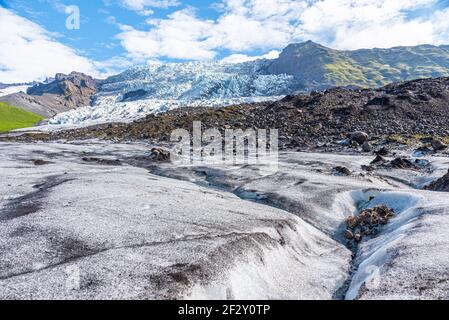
0 72 99 118
3 41 449 125
265 41 449 90
50 42 449 125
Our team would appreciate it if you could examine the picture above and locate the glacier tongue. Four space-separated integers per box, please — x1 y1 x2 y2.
49 60 296 125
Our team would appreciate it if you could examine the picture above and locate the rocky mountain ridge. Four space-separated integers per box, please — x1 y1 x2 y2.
0 72 99 118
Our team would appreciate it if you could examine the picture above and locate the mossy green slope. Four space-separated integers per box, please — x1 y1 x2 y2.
0 102 44 133
324 45 449 88
269 41 449 90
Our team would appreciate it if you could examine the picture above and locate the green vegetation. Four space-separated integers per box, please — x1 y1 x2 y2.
295 42 449 89
324 59 375 87
387 134 449 146
0 102 44 133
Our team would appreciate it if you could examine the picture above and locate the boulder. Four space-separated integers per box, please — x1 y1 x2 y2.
390 158 419 170
349 132 369 145
425 169 449 192
375 147 389 156
371 155 386 165
361 141 373 152
333 166 352 176
344 230 354 240
431 139 447 151
150 148 171 162
361 165 375 172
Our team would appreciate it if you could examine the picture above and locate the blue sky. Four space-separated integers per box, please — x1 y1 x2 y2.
1 0 449 83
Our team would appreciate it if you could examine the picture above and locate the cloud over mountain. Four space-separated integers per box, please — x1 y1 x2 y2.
116 0 449 62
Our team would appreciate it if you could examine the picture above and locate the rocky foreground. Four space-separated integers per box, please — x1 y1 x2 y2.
1 140 449 300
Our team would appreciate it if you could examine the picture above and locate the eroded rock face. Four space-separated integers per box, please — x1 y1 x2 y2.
27 72 99 109
426 170 449 192
0 72 99 118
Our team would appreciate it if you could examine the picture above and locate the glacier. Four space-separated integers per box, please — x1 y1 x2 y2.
1 140 449 299
49 60 297 125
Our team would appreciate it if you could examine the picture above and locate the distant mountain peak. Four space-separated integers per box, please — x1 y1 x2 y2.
284 41 330 51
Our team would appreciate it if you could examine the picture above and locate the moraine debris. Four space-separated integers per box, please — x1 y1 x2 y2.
345 205 395 249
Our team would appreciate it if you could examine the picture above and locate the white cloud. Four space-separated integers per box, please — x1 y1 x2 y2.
0 8 100 83
3 0 449 83
117 8 217 60
0 8 132 83
294 0 445 49
221 50 280 63
115 0 449 62
118 0 180 11
93 56 135 77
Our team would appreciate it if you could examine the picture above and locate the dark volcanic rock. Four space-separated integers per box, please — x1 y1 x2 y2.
349 132 369 145
371 155 387 165
431 139 447 151
32 159 51 166
150 148 171 162
425 170 449 192
390 158 419 170
375 147 389 156
333 166 352 176
5 77 449 148
361 141 373 152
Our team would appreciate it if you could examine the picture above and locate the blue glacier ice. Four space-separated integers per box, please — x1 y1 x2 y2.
50 60 297 125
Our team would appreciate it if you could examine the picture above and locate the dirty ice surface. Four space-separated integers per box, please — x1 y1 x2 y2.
0 141 448 300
